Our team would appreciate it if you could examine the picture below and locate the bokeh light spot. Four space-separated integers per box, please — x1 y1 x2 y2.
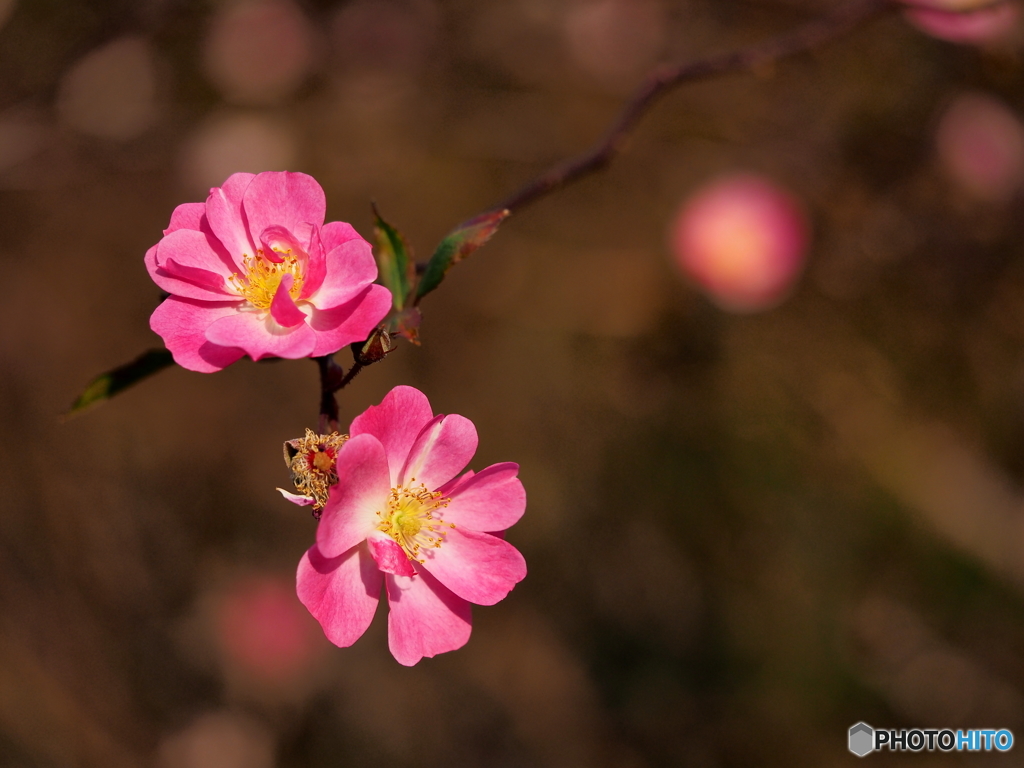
56 36 159 141
204 0 315 105
156 711 274 768
180 112 297 194
670 173 809 312
936 92 1024 202
563 0 665 86
331 0 439 74
214 575 321 683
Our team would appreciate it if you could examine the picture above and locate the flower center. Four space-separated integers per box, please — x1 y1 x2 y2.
229 251 304 310
376 481 453 563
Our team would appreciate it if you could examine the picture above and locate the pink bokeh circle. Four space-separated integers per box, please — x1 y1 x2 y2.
670 173 809 313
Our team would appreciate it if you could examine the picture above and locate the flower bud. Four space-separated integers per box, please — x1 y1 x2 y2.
352 326 394 365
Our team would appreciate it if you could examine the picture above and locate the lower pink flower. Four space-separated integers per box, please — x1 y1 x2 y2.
293 386 527 665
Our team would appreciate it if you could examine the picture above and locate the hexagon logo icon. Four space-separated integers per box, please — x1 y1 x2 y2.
849 722 874 757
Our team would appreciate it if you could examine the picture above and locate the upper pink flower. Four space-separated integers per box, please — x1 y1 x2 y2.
146 171 392 372
294 386 527 665
902 0 1020 44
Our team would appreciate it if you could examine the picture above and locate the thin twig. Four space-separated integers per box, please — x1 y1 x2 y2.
337 360 365 390
314 355 344 434
487 0 895 217
314 0 894 418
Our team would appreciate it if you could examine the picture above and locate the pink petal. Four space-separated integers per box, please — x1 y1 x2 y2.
270 273 307 327
350 386 436 487
144 244 159 276
150 229 237 301
301 226 327 299
443 463 526 532
320 221 364 252
259 224 307 264
316 433 391 558
156 229 236 276
310 238 377 309
204 310 316 360
297 543 382 649
908 0 1005 8
386 567 472 666
206 172 256 266
366 531 416 577
277 488 314 506
164 202 205 234
435 470 475 497
243 172 326 251
905 3 1019 42
163 258 227 294
400 413 478 490
419 527 526 606
307 284 392 357
149 297 245 373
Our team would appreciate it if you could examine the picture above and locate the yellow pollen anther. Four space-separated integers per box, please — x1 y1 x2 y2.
229 251 304 310
376 483 452 563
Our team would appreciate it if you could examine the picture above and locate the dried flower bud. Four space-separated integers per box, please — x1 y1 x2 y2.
281 429 349 517
352 326 394 365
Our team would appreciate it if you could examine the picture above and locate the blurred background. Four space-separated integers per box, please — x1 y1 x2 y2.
2 0 1024 765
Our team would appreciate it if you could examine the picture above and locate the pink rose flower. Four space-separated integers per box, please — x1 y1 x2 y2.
902 0 1020 44
294 386 527 665
146 171 392 372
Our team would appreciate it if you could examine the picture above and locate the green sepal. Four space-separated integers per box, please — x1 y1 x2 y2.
372 203 414 311
386 306 422 345
65 348 175 418
415 209 510 303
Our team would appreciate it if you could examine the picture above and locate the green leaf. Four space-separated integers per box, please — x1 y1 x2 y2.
65 348 175 418
415 209 510 302
372 203 414 311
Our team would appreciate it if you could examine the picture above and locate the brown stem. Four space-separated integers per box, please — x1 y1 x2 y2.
487 0 895 217
337 360 365 390
314 355 344 434
312 0 895 418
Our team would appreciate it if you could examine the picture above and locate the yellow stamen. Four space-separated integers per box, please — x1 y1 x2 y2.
229 250 304 309
376 479 453 563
